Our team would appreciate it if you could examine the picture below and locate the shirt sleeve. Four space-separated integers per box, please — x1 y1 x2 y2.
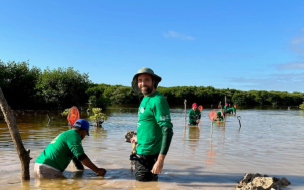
153 98 174 155
160 126 173 155
66 134 85 160
154 98 173 129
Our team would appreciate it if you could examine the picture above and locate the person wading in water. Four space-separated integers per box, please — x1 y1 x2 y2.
130 67 174 182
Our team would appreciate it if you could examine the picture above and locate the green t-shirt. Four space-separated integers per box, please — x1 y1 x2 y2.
36 129 85 172
215 111 224 121
137 91 173 155
226 108 235 113
188 109 201 124
223 105 227 111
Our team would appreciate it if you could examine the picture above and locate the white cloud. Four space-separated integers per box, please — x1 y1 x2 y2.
276 62 304 70
291 37 304 45
163 31 194 41
227 73 304 92
275 28 304 70
291 30 304 54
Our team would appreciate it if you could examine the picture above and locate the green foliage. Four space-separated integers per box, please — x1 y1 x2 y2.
0 60 41 109
90 108 108 126
110 86 136 104
36 67 91 109
232 92 246 105
86 83 110 98
61 108 71 116
2 60 304 110
86 83 113 109
300 102 304 110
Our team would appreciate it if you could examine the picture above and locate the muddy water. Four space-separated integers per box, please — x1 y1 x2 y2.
0 108 303 190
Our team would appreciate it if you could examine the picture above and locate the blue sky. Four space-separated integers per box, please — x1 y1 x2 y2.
1 1 304 92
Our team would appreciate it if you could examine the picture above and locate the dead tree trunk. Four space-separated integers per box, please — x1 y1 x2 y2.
0 88 31 180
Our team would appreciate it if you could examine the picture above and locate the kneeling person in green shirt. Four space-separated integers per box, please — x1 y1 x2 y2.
34 119 106 178
131 67 174 182
214 111 224 121
189 103 201 125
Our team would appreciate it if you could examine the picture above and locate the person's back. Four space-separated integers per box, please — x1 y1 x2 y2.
215 111 224 121
226 107 235 114
34 119 106 179
36 129 83 172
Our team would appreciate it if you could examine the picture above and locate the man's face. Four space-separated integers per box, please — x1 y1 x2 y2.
192 107 197 111
138 74 155 96
80 130 87 140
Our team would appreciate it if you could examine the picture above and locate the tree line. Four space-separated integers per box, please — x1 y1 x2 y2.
1 60 303 110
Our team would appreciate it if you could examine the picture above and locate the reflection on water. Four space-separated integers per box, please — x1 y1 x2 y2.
206 123 215 166
188 126 200 158
1 108 304 189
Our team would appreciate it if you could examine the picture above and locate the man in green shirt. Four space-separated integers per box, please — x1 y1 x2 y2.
188 103 201 125
130 67 174 181
34 119 106 178
214 111 224 121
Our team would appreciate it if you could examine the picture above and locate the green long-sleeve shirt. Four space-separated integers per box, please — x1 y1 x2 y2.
36 129 85 172
189 109 201 125
137 91 173 155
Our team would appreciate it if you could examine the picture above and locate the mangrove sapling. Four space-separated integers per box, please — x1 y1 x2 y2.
61 108 71 116
89 108 108 127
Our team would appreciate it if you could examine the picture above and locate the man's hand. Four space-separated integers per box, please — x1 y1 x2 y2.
151 160 164 174
81 157 106 177
130 136 137 143
96 168 106 176
151 154 165 174
196 119 200 123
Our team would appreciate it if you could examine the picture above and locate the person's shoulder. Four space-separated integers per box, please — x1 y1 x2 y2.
153 91 167 101
154 91 164 97
63 129 80 140
151 91 170 108
63 129 74 135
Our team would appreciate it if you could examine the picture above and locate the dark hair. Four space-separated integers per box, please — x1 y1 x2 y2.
72 127 87 132
151 76 157 89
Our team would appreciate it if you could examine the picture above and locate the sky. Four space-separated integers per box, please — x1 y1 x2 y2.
1 1 304 92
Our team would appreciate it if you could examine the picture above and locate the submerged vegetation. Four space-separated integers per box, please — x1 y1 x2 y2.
1 60 304 110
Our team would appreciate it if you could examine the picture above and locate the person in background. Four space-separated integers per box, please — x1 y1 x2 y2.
34 119 106 178
189 103 201 125
223 103 229 112
214 111 224 121
130 67 174 182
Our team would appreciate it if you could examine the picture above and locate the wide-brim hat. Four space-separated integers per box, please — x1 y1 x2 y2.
131 67 162 94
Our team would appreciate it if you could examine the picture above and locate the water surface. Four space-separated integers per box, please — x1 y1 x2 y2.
0 107 303 189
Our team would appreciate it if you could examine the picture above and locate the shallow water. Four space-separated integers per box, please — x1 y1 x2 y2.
0 107 304 189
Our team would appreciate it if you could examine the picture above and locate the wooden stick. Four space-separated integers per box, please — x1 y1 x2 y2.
237 116 242 130
184 99 187 131
0 88 31 180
